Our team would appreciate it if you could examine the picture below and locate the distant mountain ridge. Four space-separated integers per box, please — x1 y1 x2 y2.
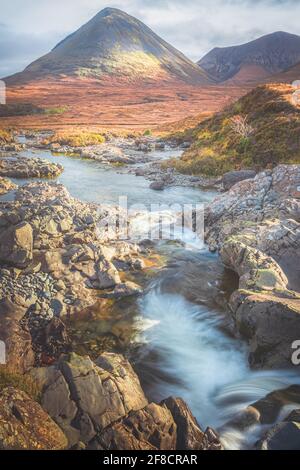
7 8 212 85
198 32 300 83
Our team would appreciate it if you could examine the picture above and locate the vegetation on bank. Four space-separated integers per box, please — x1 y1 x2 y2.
43 130 106 147
0 367 41 401
164 84 300 177
0 103 68 117
0 128 14 144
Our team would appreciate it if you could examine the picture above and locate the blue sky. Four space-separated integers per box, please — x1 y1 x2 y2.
1 0 300 77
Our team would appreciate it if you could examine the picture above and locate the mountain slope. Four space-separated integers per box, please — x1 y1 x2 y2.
198 32 300 83
275 60 300 84
164 84 300 176
7 8 211 85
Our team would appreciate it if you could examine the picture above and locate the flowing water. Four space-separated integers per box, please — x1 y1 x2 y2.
4 140 300 449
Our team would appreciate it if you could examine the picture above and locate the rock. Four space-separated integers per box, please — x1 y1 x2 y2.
96 258 121 289
108 281 143 298
162 397 222 450
92 403 177 450
0 299 34 373
256 421 300 450
0 156 63 179
222 170 256 191
150 181 165 191
31 352 148 447
0 387 68 450
285 409 300 423
223 385 300 433
0 222 33 268
35 317 71 363
0 177 17 195
205 165 300 368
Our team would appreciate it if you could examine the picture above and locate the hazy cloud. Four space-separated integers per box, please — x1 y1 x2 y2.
1 0 300 77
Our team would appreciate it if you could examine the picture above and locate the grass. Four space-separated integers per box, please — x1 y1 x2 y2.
0 103 44 117
44 106 68 115
0 128 14 144
44 130 106 147
0 367 41 401
164 84 300 177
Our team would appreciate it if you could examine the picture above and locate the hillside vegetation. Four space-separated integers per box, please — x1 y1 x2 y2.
165 84 300 176
43 130 106 147
0 128 14 144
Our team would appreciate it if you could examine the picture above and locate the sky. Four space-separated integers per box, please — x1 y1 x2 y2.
1 0 300 77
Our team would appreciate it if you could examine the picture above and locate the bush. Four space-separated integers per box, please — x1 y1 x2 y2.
46 130 105 147
44 106 68 115
0 129 14 144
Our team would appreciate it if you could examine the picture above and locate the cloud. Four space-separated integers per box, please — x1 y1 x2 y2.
0 0 300 77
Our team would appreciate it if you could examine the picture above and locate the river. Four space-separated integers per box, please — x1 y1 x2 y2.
5 140 300 449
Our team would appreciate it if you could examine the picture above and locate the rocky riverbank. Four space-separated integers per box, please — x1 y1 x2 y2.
0 132 300 450
0 168 222 450
206 164 300 370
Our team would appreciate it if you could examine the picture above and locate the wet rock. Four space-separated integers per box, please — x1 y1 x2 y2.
35 316 71 363
256 421 300 450
0 387 68 450
150 181 165 191
0 222 33 268
285 409 300 423
107 281 143 299
222 170 256 191
162 397 223 450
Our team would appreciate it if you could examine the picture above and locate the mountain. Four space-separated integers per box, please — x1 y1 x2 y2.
275 60 300 84
7 8 212 85
198 32 300 83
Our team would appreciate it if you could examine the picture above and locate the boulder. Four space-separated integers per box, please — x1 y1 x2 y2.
230 290 300 368
162 397 222 450
0 387 68 450
150 181 165 191
285 409 300 423
0 222 33 268
256 421 300 450
92 403 177 450
205 165 300 368
96 258 121 289
31 352 148 447
222 170 256 191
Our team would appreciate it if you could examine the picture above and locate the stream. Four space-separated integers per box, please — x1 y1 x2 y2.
5 139 300 449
